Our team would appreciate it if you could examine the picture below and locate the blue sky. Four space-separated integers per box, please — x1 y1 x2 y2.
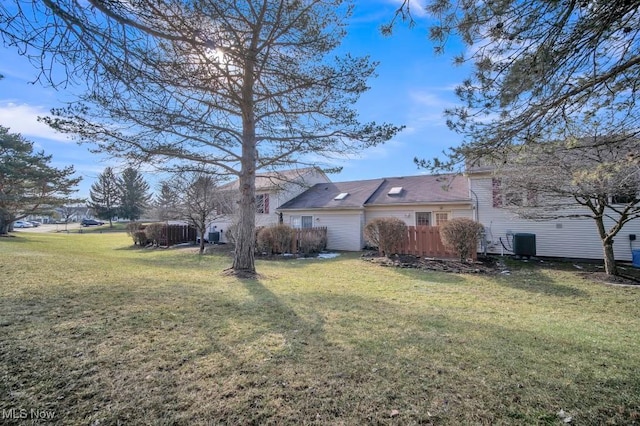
0 0 470 198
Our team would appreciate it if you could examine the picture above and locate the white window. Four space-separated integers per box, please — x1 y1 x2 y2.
435 212 449 226
301 216 313 229
290 215 313 229
256 193 270 214
416 212 431 226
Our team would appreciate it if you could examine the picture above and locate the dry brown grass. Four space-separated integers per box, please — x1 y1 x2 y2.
1 232 640 424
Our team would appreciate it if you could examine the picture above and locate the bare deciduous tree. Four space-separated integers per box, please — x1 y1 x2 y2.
173 172 229 255
496 130 640 276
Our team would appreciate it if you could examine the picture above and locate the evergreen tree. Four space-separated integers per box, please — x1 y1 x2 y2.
117 167 151 221
155 181 181 221
0 125 81 234
392 0 640 169
89 167 120 227
1 0 402 275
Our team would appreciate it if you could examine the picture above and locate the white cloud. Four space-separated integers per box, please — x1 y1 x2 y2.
0 102 72 142
405 88 459 128
387 0 427 18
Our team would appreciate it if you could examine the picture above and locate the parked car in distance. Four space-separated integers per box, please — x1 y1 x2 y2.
29 220 41 227
81 218 104 227
13 220 34 228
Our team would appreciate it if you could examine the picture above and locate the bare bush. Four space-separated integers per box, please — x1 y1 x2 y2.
134 230 149 246
144 222 165 247
298 231 327 255
439 218 484 262
257 224 295 254
126 222 143 243
364 218 407 257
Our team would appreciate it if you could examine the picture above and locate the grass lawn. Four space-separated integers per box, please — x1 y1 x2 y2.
1 232 640 425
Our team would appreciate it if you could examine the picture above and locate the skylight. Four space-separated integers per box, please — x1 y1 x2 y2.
334 192 349 200
388 186 403 195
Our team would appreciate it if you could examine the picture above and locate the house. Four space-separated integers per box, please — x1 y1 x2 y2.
277 174 474 251
466 166 640 262
277 169 640 262
207 167 331 242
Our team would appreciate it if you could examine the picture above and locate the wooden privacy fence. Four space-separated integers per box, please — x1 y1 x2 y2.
160 224 197 247
395 226 477 260
290 227 327 253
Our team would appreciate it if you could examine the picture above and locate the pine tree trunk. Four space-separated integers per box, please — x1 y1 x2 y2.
602 241 618 276
232 166 256 274
231 45 257 275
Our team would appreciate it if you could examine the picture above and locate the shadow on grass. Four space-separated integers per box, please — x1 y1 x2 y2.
0 234 40 243
2 274 639 424
392 267 468 284
494 269 589 298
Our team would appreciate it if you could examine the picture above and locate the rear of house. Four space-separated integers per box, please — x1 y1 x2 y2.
278 179 384 251
207 167 330 242
278 174 475 252
469 169 640 262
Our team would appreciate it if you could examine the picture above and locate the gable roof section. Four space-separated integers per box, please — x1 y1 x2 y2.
366 174 471 205
220 167 329 192
278 174 471 211
277 179 385 210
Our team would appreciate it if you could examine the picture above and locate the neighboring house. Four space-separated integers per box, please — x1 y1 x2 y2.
467 166 640 262
34 206 93 223
207 167 331 242
277 174 474 251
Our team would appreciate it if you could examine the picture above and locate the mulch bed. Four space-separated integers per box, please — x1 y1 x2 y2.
362 252 640 285
361 252 501 274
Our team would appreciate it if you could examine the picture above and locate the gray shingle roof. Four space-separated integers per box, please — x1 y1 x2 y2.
366 174 470 205
277 179 385 210
278 174 470 210
220 167 325 191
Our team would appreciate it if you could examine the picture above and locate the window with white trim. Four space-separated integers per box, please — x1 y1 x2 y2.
415 212 431 226
256 193 270 214
290 215 313 229
435 212 449 226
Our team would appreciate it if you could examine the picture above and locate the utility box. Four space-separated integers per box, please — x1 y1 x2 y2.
514 233 536 257
208 231 220 244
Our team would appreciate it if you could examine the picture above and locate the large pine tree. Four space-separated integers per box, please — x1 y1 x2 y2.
117 168 151 221
154 181 181 221
0 0 402 275
0 126 81 234
89 167 120 227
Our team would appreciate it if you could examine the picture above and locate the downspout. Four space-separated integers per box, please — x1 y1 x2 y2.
469 187 485 255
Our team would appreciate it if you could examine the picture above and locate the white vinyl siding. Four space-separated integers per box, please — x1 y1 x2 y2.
365 205 473 228
471 175 640 261
283 210 364 251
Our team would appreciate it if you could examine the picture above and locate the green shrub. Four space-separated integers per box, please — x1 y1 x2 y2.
364 217 407 257
439 218 484 262
257 224 295 254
